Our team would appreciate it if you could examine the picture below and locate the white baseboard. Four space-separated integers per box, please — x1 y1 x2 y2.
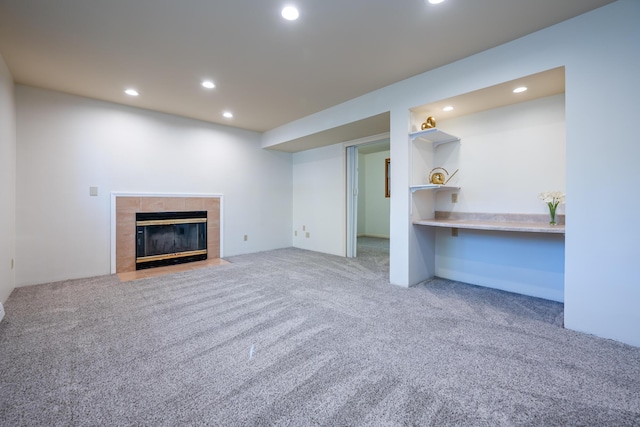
0 302 4 323
360 234 390 239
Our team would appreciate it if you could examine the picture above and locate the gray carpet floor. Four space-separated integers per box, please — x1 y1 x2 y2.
1 242 639 426
356 236 390 252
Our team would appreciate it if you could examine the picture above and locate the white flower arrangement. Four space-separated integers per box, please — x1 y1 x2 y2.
539 191 565 225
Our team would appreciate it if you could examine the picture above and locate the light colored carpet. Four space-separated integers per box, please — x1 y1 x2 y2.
357 236 390 252
1 246 639 426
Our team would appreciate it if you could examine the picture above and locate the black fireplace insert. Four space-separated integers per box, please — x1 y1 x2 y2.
135 211 207 270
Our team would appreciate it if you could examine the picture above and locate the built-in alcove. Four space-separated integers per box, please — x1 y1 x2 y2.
409 67 566 302
111 194 223 274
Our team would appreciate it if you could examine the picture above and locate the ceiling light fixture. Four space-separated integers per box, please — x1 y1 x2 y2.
201 80 215 89
513 86 528 93
124 89 139 96
427 0 446 4
443 106 454 112
281 6 299 20
223 111 233 119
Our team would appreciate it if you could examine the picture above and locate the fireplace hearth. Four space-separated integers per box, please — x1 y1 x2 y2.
135 211 207 270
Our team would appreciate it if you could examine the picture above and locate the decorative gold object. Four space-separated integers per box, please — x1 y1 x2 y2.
429 167 459 185
420 116 436 130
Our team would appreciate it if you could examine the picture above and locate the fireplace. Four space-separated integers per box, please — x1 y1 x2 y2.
135 211 207 270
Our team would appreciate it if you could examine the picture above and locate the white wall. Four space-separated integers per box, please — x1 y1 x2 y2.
292 143 344 256
263 1 640 346
0 53 16 303
562 2 640 346
15 86 293 286
362 151 390 238
431 95 566 214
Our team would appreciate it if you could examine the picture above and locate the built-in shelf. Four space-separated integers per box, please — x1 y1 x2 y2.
410 184 460 193
409 128 460 147
413 212 566 234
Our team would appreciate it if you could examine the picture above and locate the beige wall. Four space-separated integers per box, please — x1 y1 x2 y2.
362 150 390 238
0 53 16 303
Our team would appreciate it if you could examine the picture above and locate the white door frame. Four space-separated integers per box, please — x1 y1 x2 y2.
346 145 359 258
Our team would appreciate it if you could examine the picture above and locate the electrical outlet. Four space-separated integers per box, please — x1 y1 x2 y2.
11 258 14 269
305 232 310 238
451 228 459 237
451 193 458 203
294 230 297 236
243 234 248 241
302 225 306 231
89 186 98 196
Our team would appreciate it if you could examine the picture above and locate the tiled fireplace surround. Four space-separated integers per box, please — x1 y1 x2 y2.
112 194 222 273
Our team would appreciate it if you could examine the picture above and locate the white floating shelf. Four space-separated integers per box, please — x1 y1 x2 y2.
410 184 460 193
409 128 460 147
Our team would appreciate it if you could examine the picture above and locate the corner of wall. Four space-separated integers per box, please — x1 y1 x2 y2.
0 52 16 303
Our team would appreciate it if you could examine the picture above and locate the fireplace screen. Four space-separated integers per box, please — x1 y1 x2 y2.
136 211 207 270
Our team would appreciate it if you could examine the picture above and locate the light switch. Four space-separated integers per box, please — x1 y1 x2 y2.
89 186 98 196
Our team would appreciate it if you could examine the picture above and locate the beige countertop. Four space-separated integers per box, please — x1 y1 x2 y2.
413 212 566 234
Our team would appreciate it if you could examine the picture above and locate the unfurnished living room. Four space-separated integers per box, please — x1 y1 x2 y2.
1 1 639 425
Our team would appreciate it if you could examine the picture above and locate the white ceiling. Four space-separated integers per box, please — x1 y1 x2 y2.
0 0 613 133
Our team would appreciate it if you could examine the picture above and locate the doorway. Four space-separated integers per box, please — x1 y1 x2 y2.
346 138 390 258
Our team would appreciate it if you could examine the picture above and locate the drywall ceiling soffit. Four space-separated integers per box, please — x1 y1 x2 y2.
269 67 563 153
267 112 390 153
410 67 566 126
0 0 613 132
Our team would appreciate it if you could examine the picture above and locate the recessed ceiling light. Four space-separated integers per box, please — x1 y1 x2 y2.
124 89 139 96
201 80 215 89
223 111 233 119
427 0 446 4
443 106 454 112
281 6 299 20
513 86 528 93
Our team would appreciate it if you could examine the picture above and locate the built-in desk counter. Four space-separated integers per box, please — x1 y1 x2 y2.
413 212 565 234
